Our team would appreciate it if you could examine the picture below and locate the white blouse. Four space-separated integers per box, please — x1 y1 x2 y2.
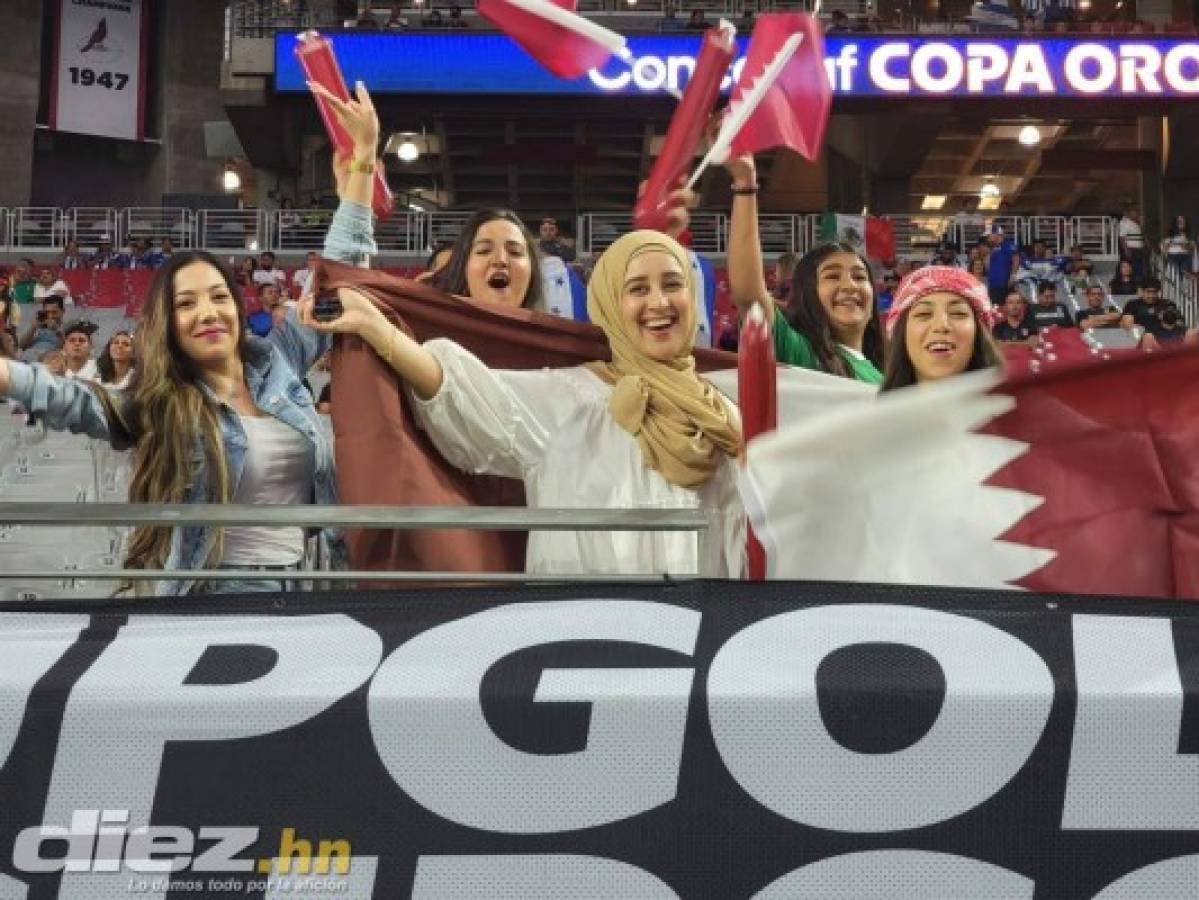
412 339 745 578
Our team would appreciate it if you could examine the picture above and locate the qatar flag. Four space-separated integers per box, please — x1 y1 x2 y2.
742 345 1199 599
476 0 627 80
726 13 830 162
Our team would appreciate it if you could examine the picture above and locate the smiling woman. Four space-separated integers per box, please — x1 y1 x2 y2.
300 230 746 577
0 80 387 596
724 151 884 384
880 265 1003 391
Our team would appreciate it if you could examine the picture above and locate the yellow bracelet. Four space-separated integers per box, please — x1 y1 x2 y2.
349 157 376 174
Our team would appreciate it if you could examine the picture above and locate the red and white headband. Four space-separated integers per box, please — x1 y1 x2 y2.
884 265 996 337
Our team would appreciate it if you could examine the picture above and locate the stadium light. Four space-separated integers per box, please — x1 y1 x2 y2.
921 195 946 210
396 140 420 163
222 168 241 192
1018 125 1041 147
979 179 1001 200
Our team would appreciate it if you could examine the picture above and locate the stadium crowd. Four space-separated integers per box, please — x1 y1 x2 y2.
2 79 1197 596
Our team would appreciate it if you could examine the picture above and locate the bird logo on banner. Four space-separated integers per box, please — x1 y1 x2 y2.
476 0 630 80
79 17 108 53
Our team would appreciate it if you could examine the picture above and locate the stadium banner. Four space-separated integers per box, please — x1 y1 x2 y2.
3 582 1199 898
50 0 151 141
275 32 1199 100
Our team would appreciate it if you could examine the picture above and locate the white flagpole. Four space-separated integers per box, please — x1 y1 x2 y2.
684 31 804 191
502 0 630 57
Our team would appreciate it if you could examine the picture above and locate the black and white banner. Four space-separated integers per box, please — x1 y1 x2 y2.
49 0 150 141
2 582 1199 898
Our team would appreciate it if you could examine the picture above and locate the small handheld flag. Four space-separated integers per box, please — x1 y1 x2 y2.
687 14 830 190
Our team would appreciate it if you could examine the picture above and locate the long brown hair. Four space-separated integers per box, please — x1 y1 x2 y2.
96 330 134 385
431 208 545 309
92 251 248 575
880 304 1002 392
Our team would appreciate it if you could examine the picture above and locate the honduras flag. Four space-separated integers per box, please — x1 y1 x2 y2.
539 255 589 321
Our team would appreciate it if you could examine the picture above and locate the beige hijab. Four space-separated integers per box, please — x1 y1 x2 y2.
586 230 741 489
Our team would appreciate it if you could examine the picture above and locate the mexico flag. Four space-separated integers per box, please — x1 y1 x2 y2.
818 213 896 261
742 345 1199 599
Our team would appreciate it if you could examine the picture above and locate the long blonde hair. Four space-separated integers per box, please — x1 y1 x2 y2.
93 251 248 574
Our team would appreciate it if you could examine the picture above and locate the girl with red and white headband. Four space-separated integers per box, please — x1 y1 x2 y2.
880 265 1004 391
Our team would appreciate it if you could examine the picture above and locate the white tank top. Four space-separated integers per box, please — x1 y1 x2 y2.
221 413 315 567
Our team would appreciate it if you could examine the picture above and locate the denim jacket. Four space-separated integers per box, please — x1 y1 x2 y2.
5 199 377 595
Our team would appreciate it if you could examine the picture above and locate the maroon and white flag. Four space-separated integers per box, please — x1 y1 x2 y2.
476 0 629 79
688 13 830 188
742 346 1199 599
49 0 150 141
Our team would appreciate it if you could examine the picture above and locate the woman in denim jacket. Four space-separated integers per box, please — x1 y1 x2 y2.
0 84 381 595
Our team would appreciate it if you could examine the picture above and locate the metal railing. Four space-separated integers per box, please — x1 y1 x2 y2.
0 502 718 590
1154 250 1199 327
121 208 196 249
0 207 1122 260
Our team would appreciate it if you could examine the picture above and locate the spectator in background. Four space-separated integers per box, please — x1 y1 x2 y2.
292 250 321 295
10 259 37 307
1066 245 1094 292
1157 301 1189 343
19 297 65 357
247 284 286 337
253 251 288 291
1118 206 1146 280
235 257 257 289
968 257 988 282
159 237 176 262
38 349 66 377
537 217 576 262
60 240 87 271
737 6 755 31
356 7 379 28
0 282 18 358
1074 284 1122 330
827 9 851 31
1021 238 1069 281
426 9 444 27
1031 281 1074 329
1121 276 1167 339
933 242 958 267
772 251 799 310
124 237 150 269
138 238 167 269
386 3 409 28
97 330 135 390
33 266 74 307
686 8 708 29
993 290 1038 346
660 1 682 29
877 270 899 313
62 322 98 381
1164 214 1194 274
88 237 122 269
448 4 467 27
1108 258 1140 297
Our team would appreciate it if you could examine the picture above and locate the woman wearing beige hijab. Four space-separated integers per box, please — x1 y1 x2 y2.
301 230 745 577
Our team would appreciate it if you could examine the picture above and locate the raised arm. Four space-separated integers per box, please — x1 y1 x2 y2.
310 79 380 266
0 359 114 442
724 154 774 322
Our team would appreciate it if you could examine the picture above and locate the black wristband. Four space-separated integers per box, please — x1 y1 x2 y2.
731 185 759 195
